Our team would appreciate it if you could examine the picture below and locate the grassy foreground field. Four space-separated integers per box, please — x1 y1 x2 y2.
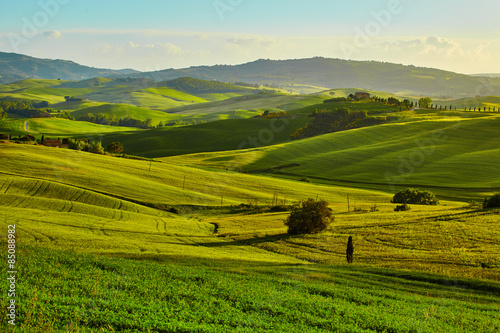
1 143 500 331
1 245 499 332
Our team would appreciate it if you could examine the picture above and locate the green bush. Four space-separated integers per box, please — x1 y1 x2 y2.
91 141 105 155
284 198 333 234
270 205 289 212
483 194 500 208
392 188 438 205
107 142 124 154
394 203 411 212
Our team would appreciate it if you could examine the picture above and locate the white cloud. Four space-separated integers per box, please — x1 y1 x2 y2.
227 37 282 49
425 36 458 49
367 36 498 73
128 41 140 48
161 43 184 55
126 42 185 55
94 43 124 55
43 30 63 39
375 36 460 54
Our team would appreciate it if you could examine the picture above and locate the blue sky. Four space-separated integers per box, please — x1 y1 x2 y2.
1 0 499 73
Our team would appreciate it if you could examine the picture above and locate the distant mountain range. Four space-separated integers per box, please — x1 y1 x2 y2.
2 52 500 97
120 58 500 98
0 52 138 84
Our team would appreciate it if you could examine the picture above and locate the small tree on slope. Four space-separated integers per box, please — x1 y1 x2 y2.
284 198 333 234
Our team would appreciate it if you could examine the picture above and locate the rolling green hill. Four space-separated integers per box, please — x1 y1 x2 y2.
165 92 322 116
0 117 142 137
4 53 500 333
116 57 500 98
103 117 310 157
286 98 402 117
442 96 500 110
0 51 138 84
0 77 264 111
158 76 255 94
71 103 180 123
1 142 499 332
166 112 500 200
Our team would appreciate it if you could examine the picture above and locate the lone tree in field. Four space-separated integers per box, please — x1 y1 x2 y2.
392 188 438 205
346 236 354 264
106 142 124 154
284 198 333 234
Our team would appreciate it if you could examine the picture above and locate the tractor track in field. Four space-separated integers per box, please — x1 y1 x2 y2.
72 190 85 202
0 179 13 193
25 219 215 238
0 170 178 215
37 181 50 196
27 180 42 196
32 228 56 243
12 197 27 208
2 195 20 207
19 228 44 242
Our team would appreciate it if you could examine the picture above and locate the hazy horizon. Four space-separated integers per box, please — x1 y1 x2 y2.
1 0 499 74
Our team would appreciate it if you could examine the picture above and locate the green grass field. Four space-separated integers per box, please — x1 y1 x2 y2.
286 99 402 116
2 245 499 332
167 112 500 201
2 78 500 332
71 103 180 123
0 118 142 137
1 143 499 332
165 92 320 116
103 117 310 157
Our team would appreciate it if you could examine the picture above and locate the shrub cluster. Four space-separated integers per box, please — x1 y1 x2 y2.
78 113 154 129
392 188 438 205
483 194 500 208
106 142 124 154
67 138 104 154
290 108 385 140
323 97 349 103
161 77 253 94
284 198 333 234
298 177 311 183
259 111 290 119
394 203 411 212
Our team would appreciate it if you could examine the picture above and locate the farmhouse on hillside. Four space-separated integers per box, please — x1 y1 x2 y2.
354 92 370 99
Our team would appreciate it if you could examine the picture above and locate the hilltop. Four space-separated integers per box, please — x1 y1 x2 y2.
3 52 500 98
0 51 138 84
115 57 500 98
0 76 262 109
